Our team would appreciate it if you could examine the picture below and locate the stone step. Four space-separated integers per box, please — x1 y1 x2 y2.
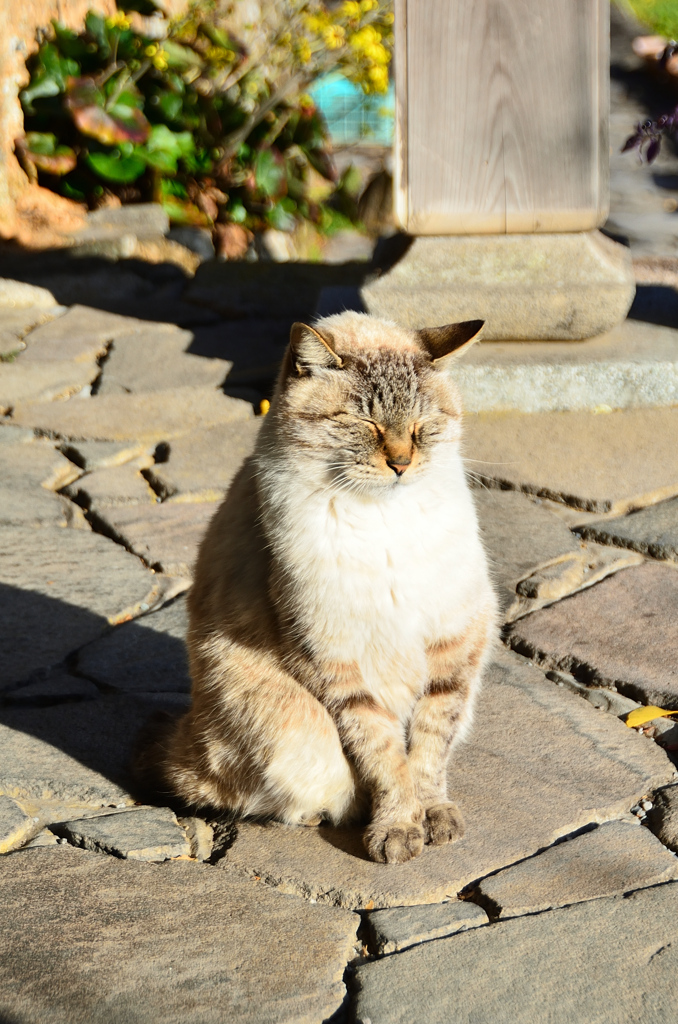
456 318 678 412
317 288 678 412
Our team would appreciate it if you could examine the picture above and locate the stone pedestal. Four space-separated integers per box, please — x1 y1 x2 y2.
360 231 635 341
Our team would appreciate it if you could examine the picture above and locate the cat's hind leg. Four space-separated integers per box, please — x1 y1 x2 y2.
150 639 361 827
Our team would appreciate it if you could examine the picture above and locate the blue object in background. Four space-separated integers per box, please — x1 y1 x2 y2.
309 72 394 146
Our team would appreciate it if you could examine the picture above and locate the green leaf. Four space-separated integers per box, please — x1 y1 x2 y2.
266 197 297 232
158 92 183 122
202 24 237 50
148 124 195 158
228 201 248 224
24 132 58 156
86 150 146 183
61 180 87 201
254 149 285 198
52 21 89 60
66 77 150 145
20 42 79 114
85 12 110 55
182 148 213 175
160 195 211 226
22 133 77 176
139 124 195 174
20 76 61 114
160 178 188 199
107 86 144 110
162 40 203 70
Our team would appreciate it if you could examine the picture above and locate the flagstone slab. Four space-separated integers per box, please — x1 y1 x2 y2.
97 328 230 395
11 386 253 443
97 502 216 577
217 650 675 910
0 794 36 854
507 563 678 709
353 882 678 1024
579 496 678 561
0 525 155 688
64 460 157 509
647 785 678 853
0 359 100 409
0 307 64 358
0 279 58 309
0 437 82 526
474 489 582 616
19 304 174 363
0 695 157 804
150 420 261 501
54 806 190 862
463 408 678 513
78 597 190 694
477 819 678 918
367 901 488 956
0 847 358 1024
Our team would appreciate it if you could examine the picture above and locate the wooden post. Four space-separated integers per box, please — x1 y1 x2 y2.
393 0 609 235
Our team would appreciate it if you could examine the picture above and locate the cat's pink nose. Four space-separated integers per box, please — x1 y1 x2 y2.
387 459 410 476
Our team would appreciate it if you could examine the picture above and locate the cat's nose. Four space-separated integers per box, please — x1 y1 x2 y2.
387 457 411 476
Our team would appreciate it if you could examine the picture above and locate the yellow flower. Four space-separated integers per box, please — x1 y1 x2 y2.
153 51 169 70
323 24 346 49
360 0 377 11
144 44 159 57
297 37 312 63
341 1 361 17
205 45 234 64
382 12 394 24
368 65 389 91
365 41 390 63
106 11 131 30
304 15 325 34
350 25 381 50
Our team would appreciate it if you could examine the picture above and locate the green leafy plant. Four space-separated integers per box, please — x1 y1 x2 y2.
17 0 393 250
622 0 678 38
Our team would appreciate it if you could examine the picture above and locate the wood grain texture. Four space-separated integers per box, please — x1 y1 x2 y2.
395 0 609 235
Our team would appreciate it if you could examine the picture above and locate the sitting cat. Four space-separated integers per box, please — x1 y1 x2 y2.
145 312 497 864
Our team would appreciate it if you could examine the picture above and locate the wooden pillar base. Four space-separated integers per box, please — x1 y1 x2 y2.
360 231 635 341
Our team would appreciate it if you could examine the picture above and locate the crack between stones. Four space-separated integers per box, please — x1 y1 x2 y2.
89 339 114 397
470 474 613 514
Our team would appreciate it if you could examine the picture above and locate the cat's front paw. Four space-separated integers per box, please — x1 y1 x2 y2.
364 821 425 864
424 801 465 847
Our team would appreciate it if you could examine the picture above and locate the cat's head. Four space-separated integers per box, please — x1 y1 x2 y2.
267 311 483 495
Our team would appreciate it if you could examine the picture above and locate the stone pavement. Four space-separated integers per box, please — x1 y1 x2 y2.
5 17 678 1010
2 277 678 1022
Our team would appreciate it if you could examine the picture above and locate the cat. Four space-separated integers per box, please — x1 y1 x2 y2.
144 312 497 864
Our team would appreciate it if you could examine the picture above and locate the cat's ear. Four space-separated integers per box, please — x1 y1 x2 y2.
290 322 343 373
417 320 485 366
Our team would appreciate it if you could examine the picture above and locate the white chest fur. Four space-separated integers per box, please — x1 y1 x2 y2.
264 455 492 720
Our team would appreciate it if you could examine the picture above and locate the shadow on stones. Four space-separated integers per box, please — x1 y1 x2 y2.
315 824 373 863
0 583 189 803
0 243 373 403
628 285 678 329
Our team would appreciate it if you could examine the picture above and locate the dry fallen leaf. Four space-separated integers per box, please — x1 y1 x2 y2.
625 705 678 729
